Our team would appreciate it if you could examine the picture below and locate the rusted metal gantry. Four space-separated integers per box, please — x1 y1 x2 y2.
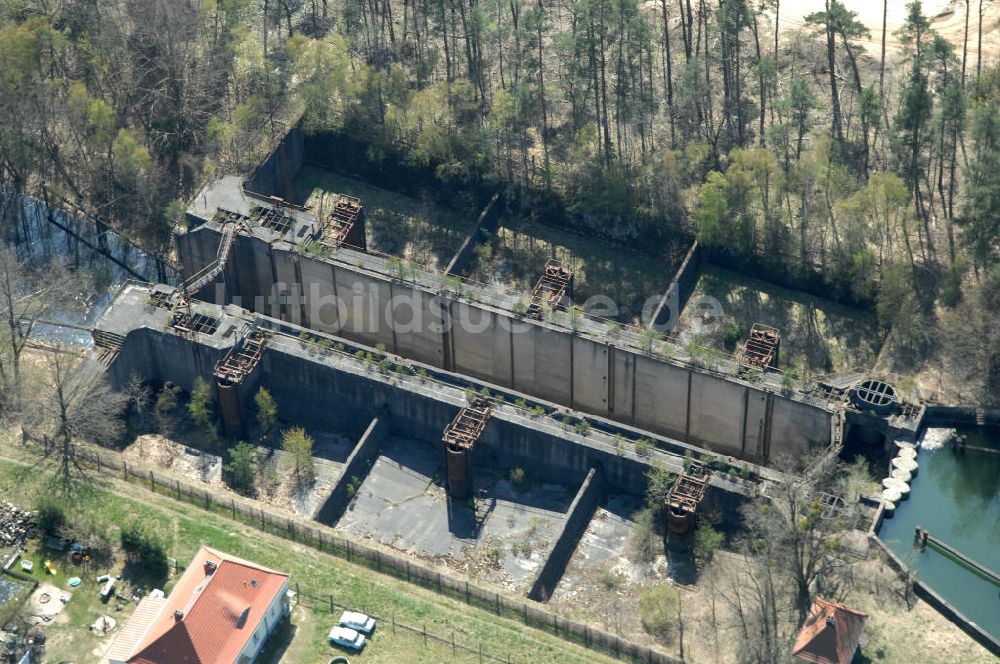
527 259 573 319
737 323 781 370
666 462 710 538
443 398 493 499
213 326 270 438
92 329 126 368
321 196 367 251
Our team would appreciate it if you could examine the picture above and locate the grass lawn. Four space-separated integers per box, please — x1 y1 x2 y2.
0 454 619 664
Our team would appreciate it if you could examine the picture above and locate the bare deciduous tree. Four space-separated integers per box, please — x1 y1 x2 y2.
31 350 129 491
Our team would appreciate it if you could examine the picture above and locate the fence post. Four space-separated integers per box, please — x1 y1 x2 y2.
495 592 499 615
465 580 469 604
260 508 265 529
329 594 333 612
176 479 180 499
288 520 294 541
96 454 101 472
437 572 441 592
123 460 128 480
423 625 427 644
392 614 395 635
296 582 300 603
451 632 456 656
231 498 236 518
149 470 155 490
479 643 483 663
346 540 352 561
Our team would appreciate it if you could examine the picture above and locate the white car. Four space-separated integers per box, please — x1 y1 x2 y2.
328 626 366 651
339 610 376 635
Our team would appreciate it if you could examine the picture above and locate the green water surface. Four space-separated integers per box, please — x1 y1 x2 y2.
878 427 1000 641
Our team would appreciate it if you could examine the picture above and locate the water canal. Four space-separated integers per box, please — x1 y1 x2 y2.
877 426 1000 642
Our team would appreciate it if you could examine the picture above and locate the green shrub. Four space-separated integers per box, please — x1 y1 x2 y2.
639 583 680 642
722 321 744 351
254 387 278 434
224 442 259 494
188 377 215 438
509 467 526 486
634 437 654 457
644 463 677 507
628 507 661 563
598 567 624 590
694 522 724 567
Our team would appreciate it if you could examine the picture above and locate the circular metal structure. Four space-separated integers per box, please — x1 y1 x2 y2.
850 379 899 415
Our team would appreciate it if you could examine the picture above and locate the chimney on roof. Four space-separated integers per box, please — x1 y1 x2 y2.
174 610 184 621
204 560 218 574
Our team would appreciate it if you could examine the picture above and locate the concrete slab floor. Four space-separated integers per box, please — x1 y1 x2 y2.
334 436 574 590
549 493 667 601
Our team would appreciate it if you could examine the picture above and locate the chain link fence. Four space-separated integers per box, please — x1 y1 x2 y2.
69 445 679 664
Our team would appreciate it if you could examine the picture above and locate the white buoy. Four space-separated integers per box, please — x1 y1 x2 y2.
890 467 912 482
892 456 919 475
883 500 897 513
882 477 910 497
897 446 918 460
882 487 902 504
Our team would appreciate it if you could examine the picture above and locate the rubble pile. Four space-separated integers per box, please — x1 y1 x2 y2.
0 501 34 547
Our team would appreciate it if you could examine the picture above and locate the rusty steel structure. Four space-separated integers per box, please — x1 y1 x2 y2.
92 329 126 368
214 327 269 386
527 260 573 319
321 196 367 251
443 398 493 499
666 462 710 538
213 326 270 437
737 323 781 370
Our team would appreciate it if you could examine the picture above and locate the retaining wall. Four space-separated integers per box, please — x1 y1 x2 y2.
177 226 833 466
445 193 504 276
243 124 305 202
528 467 605 602
108 321 667 493
649 240 702 331
316 414 391 523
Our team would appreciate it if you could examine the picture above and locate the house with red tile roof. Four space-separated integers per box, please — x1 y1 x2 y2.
792 597 868 664
106 546 291 664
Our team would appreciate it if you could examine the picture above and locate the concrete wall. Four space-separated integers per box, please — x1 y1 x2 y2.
445 193 503 276
528 467 604 601
177 229 833 465
316 415 391 523
649 240 701 331
244 124 305 202
108 324 677 493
